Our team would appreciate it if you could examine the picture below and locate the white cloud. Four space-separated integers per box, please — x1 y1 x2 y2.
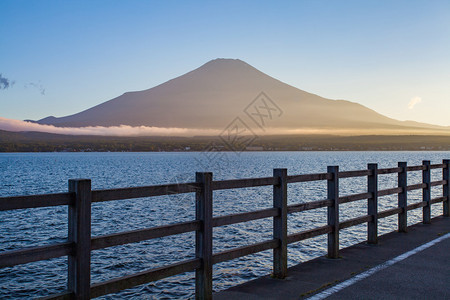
408 96 422 110
0 117 219 136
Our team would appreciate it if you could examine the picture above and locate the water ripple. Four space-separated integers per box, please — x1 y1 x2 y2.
0 151 447 298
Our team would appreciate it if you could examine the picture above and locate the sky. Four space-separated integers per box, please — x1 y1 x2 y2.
1 0 450 127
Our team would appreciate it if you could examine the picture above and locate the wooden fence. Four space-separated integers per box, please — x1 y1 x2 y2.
1 160 449 299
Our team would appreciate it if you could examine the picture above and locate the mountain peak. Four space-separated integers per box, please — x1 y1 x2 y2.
35 59 449 135
190 58 269 83
199 58 254 70
206 58 243 64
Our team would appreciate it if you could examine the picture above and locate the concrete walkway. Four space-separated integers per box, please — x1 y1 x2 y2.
214 216 450 300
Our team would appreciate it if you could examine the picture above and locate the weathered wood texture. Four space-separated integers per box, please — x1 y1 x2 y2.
377 167 402 174
422 160 431 224
213 239 279 264
430 180 446 187
68 179 92 299
90 259 201 298
212 177 276 190
378 207 403 219
339 192 372 204
430 196 446 205
195 172 213 300
0 192 73 211
444 160 450 217
430 163 446 169
287 172 331 183
287 199 332 213
339 215 372 230
92 182 199 202
212 208 278 227
273 169 288 278
406 201 427 211
368 163 378 244
407 165 427 171
91 220 201 250
287 225 332 244
339 169 371 178
40 291 73 300
327 166 339 259
398 162 408 232
0 242 73 268
378 187 403 197
406 183 427 191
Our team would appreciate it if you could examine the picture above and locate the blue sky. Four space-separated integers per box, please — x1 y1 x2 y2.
1 0 449 126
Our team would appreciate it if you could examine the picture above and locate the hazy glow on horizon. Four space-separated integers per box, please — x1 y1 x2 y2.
2 116 448 137
0 117 219 136
1 1 449 126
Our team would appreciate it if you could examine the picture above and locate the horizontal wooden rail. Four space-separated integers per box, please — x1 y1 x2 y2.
0 192 74 211
430 196 446 204
286 225 332 244
287 199 331 213
339 215 372 230
41 291 72 300
212 208 278 227
430 163 446 169
212 239 279 264
339 192 372 204
91 220 201 250
212 177 276 190
378 207 402 219
406 183 427 191
430 180 447 187
377 167 402 174
3 167 445 211
92 183 200 202
338 169 371 178
287 172 331 183
378 187 403 197
407 165 426 171
406 201 426 211
0 242 73 268
90 258 201 298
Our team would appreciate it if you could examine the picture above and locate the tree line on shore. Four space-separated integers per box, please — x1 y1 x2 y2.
0 130 449 152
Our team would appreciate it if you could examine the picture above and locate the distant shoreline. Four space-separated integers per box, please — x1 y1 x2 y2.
1 130 449 152
1 150 449 154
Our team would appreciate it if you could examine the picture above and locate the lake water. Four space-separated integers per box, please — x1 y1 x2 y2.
0 151 448 299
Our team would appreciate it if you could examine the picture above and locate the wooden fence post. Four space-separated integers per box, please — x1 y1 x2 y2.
273 168 287 278
327 166 339 258
68 179 92 299
367 164 378 244
444 159 449 217
195 172 213 300
422 160 431 224
398 162 408 232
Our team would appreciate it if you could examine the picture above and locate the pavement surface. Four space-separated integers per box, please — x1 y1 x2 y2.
214 216 450 300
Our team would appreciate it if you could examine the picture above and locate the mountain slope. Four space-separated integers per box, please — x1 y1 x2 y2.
37 59 449 134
